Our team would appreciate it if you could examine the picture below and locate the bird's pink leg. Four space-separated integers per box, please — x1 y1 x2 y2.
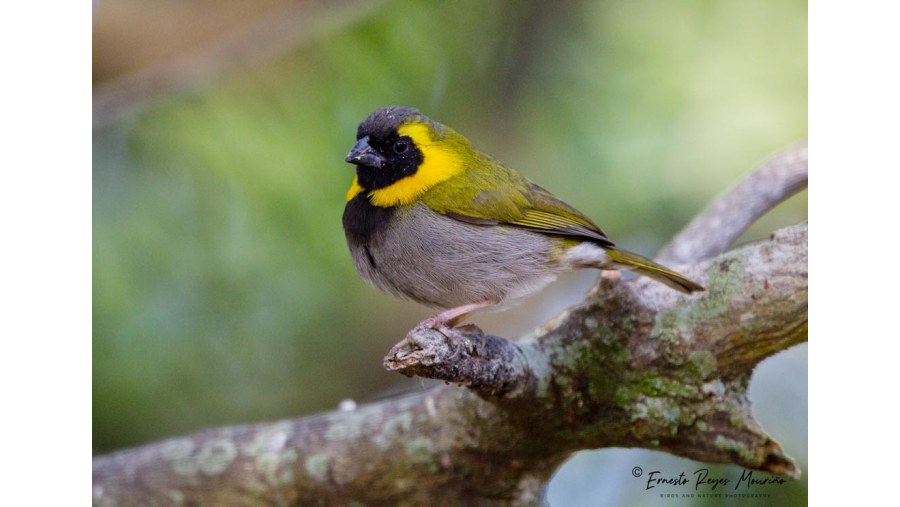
413 301 495 339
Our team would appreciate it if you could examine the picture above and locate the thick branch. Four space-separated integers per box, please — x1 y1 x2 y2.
384 325 537 398
93 147 808 505
94 222 807 505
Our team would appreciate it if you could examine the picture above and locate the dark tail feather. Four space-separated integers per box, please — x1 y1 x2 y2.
605 248 705 294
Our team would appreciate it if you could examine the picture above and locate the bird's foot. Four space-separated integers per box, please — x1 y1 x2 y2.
410 301 494 351
411 316 467 350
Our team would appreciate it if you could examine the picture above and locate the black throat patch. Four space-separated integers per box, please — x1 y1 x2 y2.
342 192 395 246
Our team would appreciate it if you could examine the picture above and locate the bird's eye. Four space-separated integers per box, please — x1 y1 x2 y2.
393 139 409 154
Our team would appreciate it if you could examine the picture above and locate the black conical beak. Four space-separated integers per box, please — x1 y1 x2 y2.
345 136 384 168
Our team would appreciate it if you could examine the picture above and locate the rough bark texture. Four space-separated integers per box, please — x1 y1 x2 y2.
93 143 808 506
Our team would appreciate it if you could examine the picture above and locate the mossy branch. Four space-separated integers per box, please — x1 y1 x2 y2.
93 143 808 506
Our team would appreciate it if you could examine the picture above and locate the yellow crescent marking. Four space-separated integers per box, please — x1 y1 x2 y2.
345 175 364 201
367 122 463 208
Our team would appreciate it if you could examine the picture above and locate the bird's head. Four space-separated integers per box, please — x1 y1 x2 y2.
345 106 467 207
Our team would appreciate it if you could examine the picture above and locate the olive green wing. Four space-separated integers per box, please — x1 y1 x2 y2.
421 155 705 294
420 156 615 248
509 183 615 248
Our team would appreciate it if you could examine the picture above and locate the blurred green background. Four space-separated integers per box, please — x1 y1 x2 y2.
93 0 807 504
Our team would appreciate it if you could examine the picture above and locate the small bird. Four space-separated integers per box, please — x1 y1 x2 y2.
342 106 703 338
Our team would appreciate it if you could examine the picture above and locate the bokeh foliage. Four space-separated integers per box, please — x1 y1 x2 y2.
94 0 806 504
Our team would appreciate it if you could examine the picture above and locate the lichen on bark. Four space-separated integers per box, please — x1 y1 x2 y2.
93 143 808 506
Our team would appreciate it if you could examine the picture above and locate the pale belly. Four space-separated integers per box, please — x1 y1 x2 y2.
347 203 562 309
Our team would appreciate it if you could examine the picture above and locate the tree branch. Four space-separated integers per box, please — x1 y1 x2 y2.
93 143 808 506
656 140 807 265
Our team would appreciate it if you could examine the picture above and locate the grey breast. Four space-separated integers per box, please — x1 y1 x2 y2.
350 202 559 309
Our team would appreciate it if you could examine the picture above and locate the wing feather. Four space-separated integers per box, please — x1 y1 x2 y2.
420 155 615 248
